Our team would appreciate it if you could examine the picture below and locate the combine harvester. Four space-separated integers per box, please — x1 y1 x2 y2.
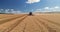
29 12 34 16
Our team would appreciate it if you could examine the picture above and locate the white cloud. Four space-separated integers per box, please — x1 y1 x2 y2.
34 9 52 12
34 9 41 12
26 0 40 4
5 9 10 13
54 6 59 9
0 9 4 11
0 9 22 14
0 9 3 13
5 9 21 14
49 8 54 10
34 6 60 12
11 11 21 14
44 7 49 9
44 6 60 12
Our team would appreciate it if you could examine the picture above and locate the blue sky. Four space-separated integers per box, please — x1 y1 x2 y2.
0 0 60 13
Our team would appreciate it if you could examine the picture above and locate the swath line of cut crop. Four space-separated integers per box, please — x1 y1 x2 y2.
2 15 27 32
34 16 56 32
0 15 25 25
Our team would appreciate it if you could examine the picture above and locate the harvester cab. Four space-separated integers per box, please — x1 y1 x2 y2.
29 12 33 16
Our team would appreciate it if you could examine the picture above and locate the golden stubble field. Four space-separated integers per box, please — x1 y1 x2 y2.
0 14 60 32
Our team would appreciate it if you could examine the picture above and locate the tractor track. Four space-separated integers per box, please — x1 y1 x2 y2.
39 17 60 26
10 16 28 32
2 15 27 32
22 23 27 32
0 15 25 25
35 16 60 29
24 16 41 32
31 16 49 32
33 16 56 32
0 14 60 32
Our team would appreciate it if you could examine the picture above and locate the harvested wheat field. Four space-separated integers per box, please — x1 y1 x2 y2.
0 14 60 32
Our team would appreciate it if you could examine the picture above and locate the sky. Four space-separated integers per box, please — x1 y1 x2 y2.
0 0 60 13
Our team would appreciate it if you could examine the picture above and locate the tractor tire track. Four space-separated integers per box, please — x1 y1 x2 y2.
38 16 60 26
0 15 25 25
24 16 42 32
0 15 27 32
0 14 19 19
34 16 57 32
22 23 27 32
10 16 28 32
0 14 60 32
2 15 27 32
31 16 49 32
36 16 60 29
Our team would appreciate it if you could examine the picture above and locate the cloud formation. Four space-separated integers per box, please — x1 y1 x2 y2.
0 9 21 14
6 9 21 14
54 6 59 9
44 7 49 9
26 0 40 4
34 6 60 12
